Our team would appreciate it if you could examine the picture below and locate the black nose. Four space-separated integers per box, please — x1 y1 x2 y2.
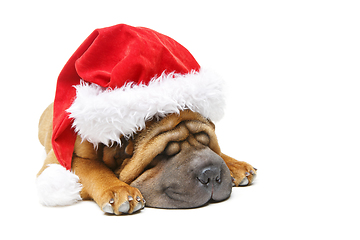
197 166 222 185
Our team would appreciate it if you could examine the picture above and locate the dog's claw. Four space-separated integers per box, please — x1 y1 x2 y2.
239 177 249 186
118 201 130 213
104 197 144 215
102 203 114 214
133 202 143 212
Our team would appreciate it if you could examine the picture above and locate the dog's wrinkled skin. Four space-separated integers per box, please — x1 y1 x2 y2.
38 103 256 215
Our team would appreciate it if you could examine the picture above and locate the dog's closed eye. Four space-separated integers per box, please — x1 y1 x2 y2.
195 132 210 146
164 142 181 156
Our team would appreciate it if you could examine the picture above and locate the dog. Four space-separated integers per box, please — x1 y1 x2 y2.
37 103 256 215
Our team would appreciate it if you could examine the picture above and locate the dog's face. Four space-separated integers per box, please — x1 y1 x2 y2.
115 110 232 209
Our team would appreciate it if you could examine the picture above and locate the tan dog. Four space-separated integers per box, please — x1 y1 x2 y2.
37 103 256 215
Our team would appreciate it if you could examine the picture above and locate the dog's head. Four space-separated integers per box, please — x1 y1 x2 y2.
111 110 232 209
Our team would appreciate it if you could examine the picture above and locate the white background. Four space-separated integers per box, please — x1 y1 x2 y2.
1 0 359 239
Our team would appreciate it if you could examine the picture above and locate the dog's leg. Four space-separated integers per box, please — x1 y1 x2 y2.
37 149 60 177
71 156 145 215
38 103 54 154
220 153 257 186
37 104 83 206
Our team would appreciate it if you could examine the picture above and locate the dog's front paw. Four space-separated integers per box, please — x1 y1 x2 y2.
228 161 257 187
98 185 145 215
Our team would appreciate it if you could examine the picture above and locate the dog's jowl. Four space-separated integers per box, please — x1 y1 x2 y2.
36 24 257 215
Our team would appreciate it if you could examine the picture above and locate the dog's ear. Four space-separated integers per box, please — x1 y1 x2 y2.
125 139 134 155
103 145 117 169
208 120 215 130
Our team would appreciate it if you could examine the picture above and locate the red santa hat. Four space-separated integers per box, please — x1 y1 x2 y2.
52 24 225 170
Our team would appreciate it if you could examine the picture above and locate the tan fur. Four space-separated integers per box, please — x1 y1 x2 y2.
37 103 256 214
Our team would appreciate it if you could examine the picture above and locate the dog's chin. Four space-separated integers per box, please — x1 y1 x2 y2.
161 183 231 209
154 192 213 209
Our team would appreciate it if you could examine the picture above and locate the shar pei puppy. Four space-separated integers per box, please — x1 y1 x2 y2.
37 104 256 215
36 24 257 215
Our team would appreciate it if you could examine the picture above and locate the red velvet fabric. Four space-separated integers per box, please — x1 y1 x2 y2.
52 24 200 170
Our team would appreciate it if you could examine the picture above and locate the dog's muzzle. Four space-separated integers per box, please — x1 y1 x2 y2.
131 147 232 209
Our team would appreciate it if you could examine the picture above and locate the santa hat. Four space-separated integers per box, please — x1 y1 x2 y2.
52 24 225 170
